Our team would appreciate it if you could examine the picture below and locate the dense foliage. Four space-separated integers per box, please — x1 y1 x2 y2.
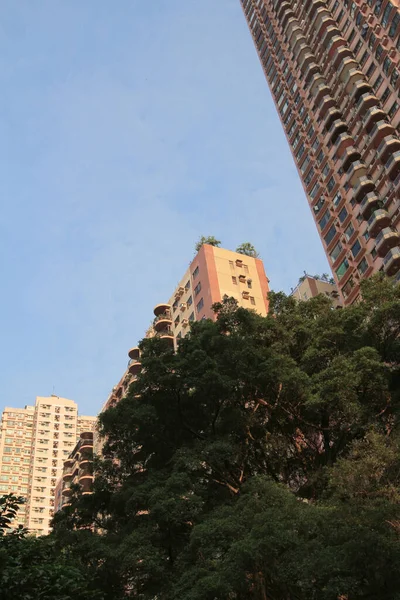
3 275 400 599
195 236 221 251
235 242 259 257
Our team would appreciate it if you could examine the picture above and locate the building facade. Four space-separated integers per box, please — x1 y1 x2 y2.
240 0 400 304
100 245 270 422
291 273 342 306
0 405 35 528
59 432 94 511
0 396 95 535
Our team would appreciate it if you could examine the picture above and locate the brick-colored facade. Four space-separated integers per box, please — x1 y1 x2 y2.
241 0 400 304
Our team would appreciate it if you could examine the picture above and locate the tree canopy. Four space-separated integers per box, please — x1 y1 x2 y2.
235 242 259 257
48 274 400 600
195 236 221 252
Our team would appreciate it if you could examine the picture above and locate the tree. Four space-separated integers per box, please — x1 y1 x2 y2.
235 242 259 257
0 494 25 536
55 275 400 599
195 236 221 252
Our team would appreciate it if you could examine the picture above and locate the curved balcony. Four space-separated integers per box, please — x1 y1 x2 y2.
327 34 347 59
80 431 93 441
277 0 291 21
316 14 336 38
324 107 342 131
296 42 310 64
63 468 73 481
78 468 93 482
356 92 379 117
154 303 171 317
155 330 174 346
376 228 400 257
378 136 400 163
347 161 368 186
318 95 336 118
128 346 140 360
371 120 396 146
342 146 361 171
386 151 400 181
368 209 391 237
332 45 353 69
383 247 400 276
330 120 348 144
322 25 342 47
338 57 358 83
314 82 330 103
364 106 387 133
335 133 354 155
154 312 173 331
310 73 326 96
304 61 319 80
354 176 375 203
351 80 372 104
299 51 314 71
128 358 142 375
344 69 364 94
62 486 72 497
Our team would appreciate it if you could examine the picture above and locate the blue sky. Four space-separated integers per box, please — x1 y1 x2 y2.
0 0 330 417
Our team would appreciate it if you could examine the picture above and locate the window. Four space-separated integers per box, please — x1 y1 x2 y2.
184 280 190 291
336 258 349 279
188 312 195 322
383 57 392 75
351 239 361 258
324 225 337 246
344 222 355 240
358 257 368 274
192 266 199 278
194 282 201 297
360 50 368 66
389 101 399 119
389 12 400 37
327 177 335 192
381 87 390 104
229 260 234 269
187 295 193 307
339 207 348 223
310 183 320 199
319 211 331 230
232 276 237 284
382 2 393 27
333 191 342 207
4 448 12 454
250 297 256 305
373 74 383 92
174 316 180 327
196 298 204 313
330 241 343 262
366 62 376 79
391 69 399 87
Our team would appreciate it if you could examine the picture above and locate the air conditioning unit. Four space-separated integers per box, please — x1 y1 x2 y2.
182 319 189 328
180 303 187 311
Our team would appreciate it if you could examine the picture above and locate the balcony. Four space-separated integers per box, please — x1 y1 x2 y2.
351 80 373 104
332 45 353 69
299 51 314 71
386 151 400 180
128 358 142 376
356 92 379 117
316 13 336 37
286 18 301 42
360 192 380 220
296 42 310 64
371 120 396 146
354 176 375 203
378 136 400 163
314 82 330 103
383 247 400 276
154 311 173 331
338 57 358 83
63 467 73 481
335 132 354 155
344 69 364 94
364 106 387 133
154 303 171 317
324 107 342 131
327 34 347 59
375 228 400 257
155 330 174 345
318 94 336 118
128 347 140 363
304 61 319 80
310 73 325 96
347 161 368 186
368 209 391 237
322 25 342 47
330 120 348 144
342 146 361 171
277 0 291 21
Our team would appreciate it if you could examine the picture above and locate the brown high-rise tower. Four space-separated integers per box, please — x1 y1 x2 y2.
241 0 400 304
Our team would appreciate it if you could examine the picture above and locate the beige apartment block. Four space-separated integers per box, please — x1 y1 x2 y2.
241 0 400 304
0 396 95 535
0 405 35 528
291 274 342 307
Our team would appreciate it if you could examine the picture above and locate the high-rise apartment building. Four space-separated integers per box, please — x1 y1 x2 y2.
100 244 270 419
0 396 95 535
0 405 35 528
240 0 400 304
